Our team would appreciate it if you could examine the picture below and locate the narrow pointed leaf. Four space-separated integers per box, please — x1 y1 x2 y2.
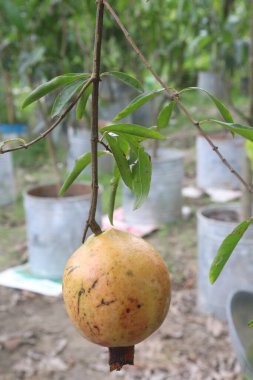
206 120 253 142
117 134 130 155
102 71 143 92
209 218 253 284
76 83 93 120
180 87 234 123
132 147 152 209
100 123 165 140
51 79 87 118
59 151 107 196
106 134 132 189
108 165 120 225
248 320 253 327
157 101 175 128
113 89 164 122
22 73 90 108
0 137 27 152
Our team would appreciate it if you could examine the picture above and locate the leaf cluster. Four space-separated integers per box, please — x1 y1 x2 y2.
21 57 253 288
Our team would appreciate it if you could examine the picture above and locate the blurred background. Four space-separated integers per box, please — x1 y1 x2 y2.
1 1 253 379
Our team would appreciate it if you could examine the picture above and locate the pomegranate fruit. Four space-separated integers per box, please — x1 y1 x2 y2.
62 228 171 371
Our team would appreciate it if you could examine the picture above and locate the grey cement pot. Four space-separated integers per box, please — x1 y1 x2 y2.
67 128 90 171
123 149 184 226
197 71 227 99
24 183 102 280
196 133 244 190
197 204 253 320
227 291 253 378
67 127 113 174
0 153 16 206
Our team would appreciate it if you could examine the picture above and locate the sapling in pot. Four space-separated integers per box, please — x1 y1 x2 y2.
2 0 253 371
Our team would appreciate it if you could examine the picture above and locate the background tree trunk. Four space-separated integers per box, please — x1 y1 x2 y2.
241 0 253 219
2 69 15 124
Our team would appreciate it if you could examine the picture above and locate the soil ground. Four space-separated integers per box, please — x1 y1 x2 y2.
0 132 246 380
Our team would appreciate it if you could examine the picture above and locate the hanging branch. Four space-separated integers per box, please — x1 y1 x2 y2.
0 78 94 154
82 0 104 241
103 0 253 195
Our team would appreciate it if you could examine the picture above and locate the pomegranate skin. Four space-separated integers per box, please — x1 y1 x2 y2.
62 228 170 347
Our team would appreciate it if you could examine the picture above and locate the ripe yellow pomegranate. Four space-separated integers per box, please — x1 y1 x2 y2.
62 228 171 370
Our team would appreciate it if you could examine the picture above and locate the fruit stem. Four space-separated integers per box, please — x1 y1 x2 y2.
109 346 135 372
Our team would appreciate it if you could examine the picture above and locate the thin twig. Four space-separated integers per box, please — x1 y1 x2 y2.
82 0 104 242
0 78 94 154
104 0 253 194
99 139 112 152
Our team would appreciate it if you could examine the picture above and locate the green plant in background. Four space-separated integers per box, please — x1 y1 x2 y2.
0 1 21 123
191 0 248 73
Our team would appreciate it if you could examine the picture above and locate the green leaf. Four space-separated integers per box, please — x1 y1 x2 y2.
0 137 27 152
123 134 140 163
248 320 253 327
101 71 143 93
105 134 133 190
108 165 120 225
116 134 130 155
22 73 91 109
209 218 253 284
113 89 164 122
76 83 93 120
132 147 152 209
206 120 253 142
180 87 234 123
157 101 175 129
100 123 165 140
51 79 88 118
59 151 107 196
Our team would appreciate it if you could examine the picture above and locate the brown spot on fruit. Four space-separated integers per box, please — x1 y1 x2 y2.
96 298 116 308
88 279 98 293
67 265 79 275
93 325 100 334
77 288 85 315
